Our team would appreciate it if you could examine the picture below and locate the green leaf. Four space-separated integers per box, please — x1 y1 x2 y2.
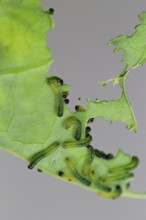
108 12 146 70
98 11 146 134
86 89 137 132
0 0 54 74
0 0 145 199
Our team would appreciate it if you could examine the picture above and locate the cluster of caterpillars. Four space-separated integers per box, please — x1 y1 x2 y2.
28 76 139 199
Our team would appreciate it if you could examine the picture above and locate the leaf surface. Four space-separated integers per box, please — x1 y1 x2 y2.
108 12 146 69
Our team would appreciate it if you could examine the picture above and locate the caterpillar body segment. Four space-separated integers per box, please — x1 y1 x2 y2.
65 157 91 186
97 185 122 199
100 172 134 183
82 145 95 176
97 191 112 199
28 142 59 169
62 135 92 149
75 105 85 112
63 116 82 140
108 156 139 174
47 76 64 117
72 169 91 186
63 116 81 132
88 167 124 197
57 93 64 117
87 169 112 193
95 181 112 193
47 76 67 117
111 185 123 199
75 124 82 140
89 169 97 183
47 76 64 85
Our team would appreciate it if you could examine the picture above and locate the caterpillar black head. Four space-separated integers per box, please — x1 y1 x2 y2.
75 105 85 112
62 91 69 98
87 118 94 123
49 8 55 15
64 99 70 104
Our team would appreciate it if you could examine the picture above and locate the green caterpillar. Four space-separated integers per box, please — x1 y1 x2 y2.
62 135 92 148
47 76 65 117
63 116 82 140
65 157 91 186
108 156 139 174
28 142 60 169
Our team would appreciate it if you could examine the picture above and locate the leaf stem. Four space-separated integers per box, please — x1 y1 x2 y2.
122 191 146 199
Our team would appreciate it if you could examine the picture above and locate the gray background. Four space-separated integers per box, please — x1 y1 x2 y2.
1 0 146 219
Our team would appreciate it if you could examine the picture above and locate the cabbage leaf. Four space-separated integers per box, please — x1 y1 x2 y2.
0 0 146 199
